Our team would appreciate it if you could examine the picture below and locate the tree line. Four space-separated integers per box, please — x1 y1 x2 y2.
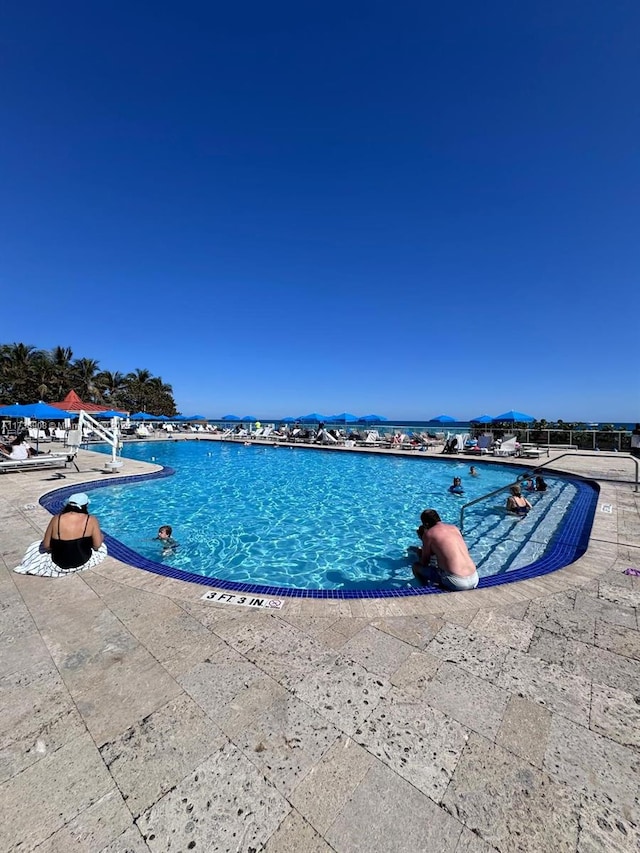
0 343 177 416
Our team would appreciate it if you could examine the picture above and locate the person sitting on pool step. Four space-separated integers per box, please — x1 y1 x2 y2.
412 509 479 591
506 484 532 518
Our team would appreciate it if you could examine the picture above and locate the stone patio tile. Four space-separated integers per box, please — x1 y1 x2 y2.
263 810 334 853
178 646 276 723
524 592 596 643
279 613 340 637
495 600 531 620
97 825 151 852
137 741 290 853
469 609 535 651
598 574 640 608
455 827 500 852
423 660 511 740
526 626 568 665
353 686 469 801
291 652 391 735
339 624 414 677
495 695 553 768
544 715 640 815
426 623 508 680
593 620 640 661
589 682 640 751
0 657 86 784
233 693 340 797
211 611 310 655
389 650 441 697
0 733 115 852
441 608 478 627
84 574 227 675
574 589 638 629
369 614 444 648
289 735 374 835
32 789 133 853
67 643 182 748
316 616 370 649
577 792 640 853
564 639 640 694
214 674 289 740
443 733 580 853
99 693 226 818
495 649 591 726
242 622 331 687
0 604 50 680
325 759 462 853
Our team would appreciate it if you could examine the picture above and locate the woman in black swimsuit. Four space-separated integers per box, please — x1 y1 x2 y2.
42 493 104 570
506 484 532 518
14 492 107 577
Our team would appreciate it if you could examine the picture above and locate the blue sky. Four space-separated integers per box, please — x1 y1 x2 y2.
1 1 638 422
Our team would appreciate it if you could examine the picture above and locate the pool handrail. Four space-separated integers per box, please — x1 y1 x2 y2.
459 476 526 532
460 451 639 531
530 452 638 493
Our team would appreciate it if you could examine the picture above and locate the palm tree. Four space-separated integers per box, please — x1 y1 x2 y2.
96 370 126 403
49 346 74 399
124 368 153 411
0 343 44 403
72 358 101 402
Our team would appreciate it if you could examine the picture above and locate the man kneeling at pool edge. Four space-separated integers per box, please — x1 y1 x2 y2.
413 509 479 591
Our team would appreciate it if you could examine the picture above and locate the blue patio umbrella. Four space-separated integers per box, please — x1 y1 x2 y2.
428 414 457 424
129 412 159 421
0 401 74 420
492 410 536 423
241 415 257 422
189 415 206 420
329 413 359 423
221 414 240 421
299 413 329 423
470 414 494 424
279 416 296 423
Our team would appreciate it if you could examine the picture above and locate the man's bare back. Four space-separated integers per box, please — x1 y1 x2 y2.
412 509 479 591
421 522 476 578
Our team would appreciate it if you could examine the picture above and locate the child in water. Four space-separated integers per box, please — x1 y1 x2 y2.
156 524 178 556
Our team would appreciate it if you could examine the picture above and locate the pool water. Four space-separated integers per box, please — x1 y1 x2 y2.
80 440 593 592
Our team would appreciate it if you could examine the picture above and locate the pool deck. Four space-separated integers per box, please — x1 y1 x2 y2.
1 441 639 852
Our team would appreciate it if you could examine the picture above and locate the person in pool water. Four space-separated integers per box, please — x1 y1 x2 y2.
506 485 532 518
156 524 178 555
449 476 465 495
412 509 479 591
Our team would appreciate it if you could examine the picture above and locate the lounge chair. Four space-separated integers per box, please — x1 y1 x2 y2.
28 427 51 443
467 435 493 455
0 433 80 473
493 436 518 457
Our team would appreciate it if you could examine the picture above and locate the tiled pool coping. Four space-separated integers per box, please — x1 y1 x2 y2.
39 461 600 599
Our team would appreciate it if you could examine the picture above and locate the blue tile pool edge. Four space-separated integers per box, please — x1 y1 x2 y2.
39 466 600 599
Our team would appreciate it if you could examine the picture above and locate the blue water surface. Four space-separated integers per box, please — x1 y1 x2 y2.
84 441 581 591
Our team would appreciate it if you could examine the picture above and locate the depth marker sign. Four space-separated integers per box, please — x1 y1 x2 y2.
201 590 284 609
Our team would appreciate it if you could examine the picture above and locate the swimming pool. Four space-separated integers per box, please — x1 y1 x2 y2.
41 440 598 597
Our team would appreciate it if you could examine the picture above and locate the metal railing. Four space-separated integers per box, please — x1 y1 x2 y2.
529 452 638 493
459 477 526 532
459 451 639 531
